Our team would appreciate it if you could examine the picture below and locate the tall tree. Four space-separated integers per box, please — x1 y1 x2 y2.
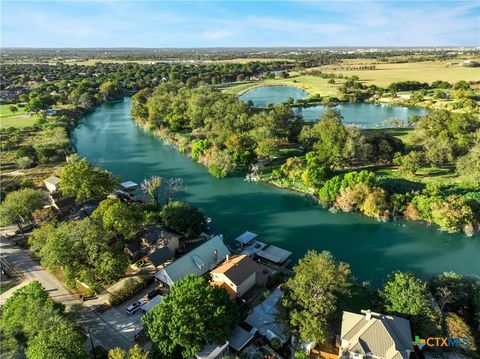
143 275 239 358
281 250 351 344
381 271 440 337
0 188 46 225
160 201 207 238
0 281 87 359
60 154 119 203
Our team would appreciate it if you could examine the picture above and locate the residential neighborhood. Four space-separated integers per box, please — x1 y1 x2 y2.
1 1 480 359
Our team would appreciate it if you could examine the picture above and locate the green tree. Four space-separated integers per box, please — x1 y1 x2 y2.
456 140 480 186
0 281 87 359
281 251 351 344
92 198 142 239
143 275 239 358
60 154 119 203
160 201 207 238
25 322 87 359
0 188 45 225
396 151 423 175
381 271 440 337
99 80 121 100
301 151 332 188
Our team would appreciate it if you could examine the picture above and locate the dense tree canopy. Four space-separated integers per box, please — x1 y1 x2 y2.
381 271 440 337
60 154 119 202
29 220 129 288
91 198 142 239
281 250 351 344
143 275 239 358
0 281 87 359
0 188 46 225
160 200 207 238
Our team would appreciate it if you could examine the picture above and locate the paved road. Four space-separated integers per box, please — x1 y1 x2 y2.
0 236 131 350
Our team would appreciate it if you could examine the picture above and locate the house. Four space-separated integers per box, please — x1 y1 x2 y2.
155 235 229 287
144 247 173 269
210 254 259 298
339 310 413 359
245 287 287 344
126 226 181 262
44 175 60 193
195 342 229 359
48 193 75 213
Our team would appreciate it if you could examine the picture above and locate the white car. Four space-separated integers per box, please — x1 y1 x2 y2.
125 299 146 315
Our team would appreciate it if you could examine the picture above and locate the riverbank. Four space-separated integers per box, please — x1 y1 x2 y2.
73 98 480 285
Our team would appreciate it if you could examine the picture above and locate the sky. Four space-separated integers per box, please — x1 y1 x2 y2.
1 1 479 48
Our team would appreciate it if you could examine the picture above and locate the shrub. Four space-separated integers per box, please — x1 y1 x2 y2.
108 274 153 306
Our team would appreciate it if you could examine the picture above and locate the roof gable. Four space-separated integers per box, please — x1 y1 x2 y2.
211 255 258 285
341 311 413 359
155 235 229 285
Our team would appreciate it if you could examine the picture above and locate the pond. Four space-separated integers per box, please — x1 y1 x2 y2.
240 85 308 107
72 98 480 287
240 85 427 128
297 103 428 128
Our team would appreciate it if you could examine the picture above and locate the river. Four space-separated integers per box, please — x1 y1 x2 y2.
72 97 480 286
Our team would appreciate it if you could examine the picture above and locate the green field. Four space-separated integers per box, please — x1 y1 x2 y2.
0 105 35 129
221 74 342 97
314 60 480 87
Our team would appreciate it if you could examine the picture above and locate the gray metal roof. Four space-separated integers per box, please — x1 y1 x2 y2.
244 288 287 344
341 311 413 359
155 235 229 286
229 326 254 352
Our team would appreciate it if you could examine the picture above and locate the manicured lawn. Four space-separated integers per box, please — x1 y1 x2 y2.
314 60 480 86
221 74 342 97
0 105 35 129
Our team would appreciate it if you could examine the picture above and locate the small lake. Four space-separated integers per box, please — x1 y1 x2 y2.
297 103 428 128
240 86 307 107
72 98 480 287
240 85 427 128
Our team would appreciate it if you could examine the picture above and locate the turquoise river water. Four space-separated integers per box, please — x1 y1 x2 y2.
72 98 479 286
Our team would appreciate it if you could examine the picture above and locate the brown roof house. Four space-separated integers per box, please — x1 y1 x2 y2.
210 254 259 298
339 310 413 359
126 226 181 269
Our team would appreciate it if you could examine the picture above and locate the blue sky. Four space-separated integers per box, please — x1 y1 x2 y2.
1 1 479 48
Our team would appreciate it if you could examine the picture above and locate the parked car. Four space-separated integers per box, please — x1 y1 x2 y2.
125 299 146 315
147 289 160 300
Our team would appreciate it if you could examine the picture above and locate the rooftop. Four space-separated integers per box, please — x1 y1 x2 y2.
257 245 292 264
235 231 257 245
44 175 60 185
341 310 413 359
211 255 259 286
155 235 229 286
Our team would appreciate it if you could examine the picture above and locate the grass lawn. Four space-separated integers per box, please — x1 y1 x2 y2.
313 60 480 86
0 105 35 129
221 74 342 97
